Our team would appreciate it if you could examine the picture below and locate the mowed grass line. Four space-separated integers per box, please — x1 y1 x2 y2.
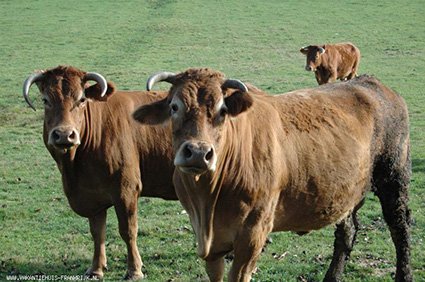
0 0 424 281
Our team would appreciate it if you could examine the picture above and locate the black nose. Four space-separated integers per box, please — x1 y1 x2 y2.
305 65 312 71
175 141 216 173
50 128 79 147
183 142 214 164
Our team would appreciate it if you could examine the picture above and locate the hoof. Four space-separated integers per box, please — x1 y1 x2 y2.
85 267 106 280
124 271 144 281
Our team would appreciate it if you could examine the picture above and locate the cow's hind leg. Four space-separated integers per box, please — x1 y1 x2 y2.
346 64 358 80
85 210 108 279
374 155 412 281
324 202 362 282
346 72 356 80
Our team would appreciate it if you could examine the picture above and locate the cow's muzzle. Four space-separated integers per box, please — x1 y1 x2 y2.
48 126 80 153
174 141 216 175
305 65 315 72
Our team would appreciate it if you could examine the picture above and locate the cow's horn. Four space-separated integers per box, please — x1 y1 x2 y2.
85 72 108 97
23 72 45 111
146 72 176 91
222 79 248 93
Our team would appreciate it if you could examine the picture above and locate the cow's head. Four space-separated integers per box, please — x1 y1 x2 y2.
23 66 115 154
133 68 253 175
300 45 326 71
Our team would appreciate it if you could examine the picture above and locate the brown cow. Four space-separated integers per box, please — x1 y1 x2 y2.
133 68 412 282
300 42 361 85
23 65 177 280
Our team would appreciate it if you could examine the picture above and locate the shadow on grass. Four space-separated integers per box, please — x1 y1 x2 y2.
412 158 425 174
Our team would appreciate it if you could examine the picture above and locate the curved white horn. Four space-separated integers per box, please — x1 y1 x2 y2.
222 79 248 93
85 72 108 97
23 72 44 111
146 71 176 91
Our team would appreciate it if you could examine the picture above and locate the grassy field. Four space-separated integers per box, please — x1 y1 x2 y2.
1 0 424 281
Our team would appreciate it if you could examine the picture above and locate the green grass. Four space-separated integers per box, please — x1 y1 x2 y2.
1 0 424 281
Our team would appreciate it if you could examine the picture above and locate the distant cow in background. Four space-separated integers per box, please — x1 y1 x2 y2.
300 42 360 85
23 66 177 280
134 68 411 282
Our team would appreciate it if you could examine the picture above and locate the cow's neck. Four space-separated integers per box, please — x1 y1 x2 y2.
177 120 247 258
79 102 104 154
176 168 224 259
46 143 78 198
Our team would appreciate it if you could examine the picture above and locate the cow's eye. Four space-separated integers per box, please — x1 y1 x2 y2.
78 97 87 107
219 107 228 117
214 107 228 125
42 97 51 107
170 103 179 114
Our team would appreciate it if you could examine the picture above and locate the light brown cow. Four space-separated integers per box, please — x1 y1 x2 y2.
23 65 177 280
300 42 361 85
133 68 412 282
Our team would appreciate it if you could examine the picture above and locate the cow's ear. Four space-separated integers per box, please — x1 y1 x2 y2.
224 91 253 117
300 46 310 55
318 46 326 54
85 82 116 101
133 97 170 125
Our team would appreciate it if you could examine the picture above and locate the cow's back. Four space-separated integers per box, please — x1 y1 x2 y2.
333 42 359 56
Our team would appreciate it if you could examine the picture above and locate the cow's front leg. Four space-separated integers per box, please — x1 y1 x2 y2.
314 71 325 85
205 256 225 282
85 210 108 279
328 69 338 83
228 209 273 282
114 188 143 280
